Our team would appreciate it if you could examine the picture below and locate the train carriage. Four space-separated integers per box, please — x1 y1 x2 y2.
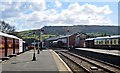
7 37 14 56
94 35 120 50
15 39 19 54
19 39 25 53
0 32 25 59
0 36 4 58
85 38 95 48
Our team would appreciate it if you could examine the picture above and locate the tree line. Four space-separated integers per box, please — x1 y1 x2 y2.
0 20 15 33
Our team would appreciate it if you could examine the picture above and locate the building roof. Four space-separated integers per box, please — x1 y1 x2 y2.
45 33 78 41
45 36 58 41
58 35 71 39
58 33 78 39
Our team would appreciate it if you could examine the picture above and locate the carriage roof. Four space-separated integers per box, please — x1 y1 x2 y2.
0 32 20 39
85 35 120 40
95 35 120 40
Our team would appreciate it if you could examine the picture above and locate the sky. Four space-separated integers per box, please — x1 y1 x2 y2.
0 0 119 32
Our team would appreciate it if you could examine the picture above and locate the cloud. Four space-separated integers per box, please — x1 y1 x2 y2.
1 0 45 18
1 1 114 31
83 4 112 14
44 3 112 25
55 0 62 7
28 0 46 11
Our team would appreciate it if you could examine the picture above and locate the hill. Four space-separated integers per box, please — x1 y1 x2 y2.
16 25 119 44
41 25 119 35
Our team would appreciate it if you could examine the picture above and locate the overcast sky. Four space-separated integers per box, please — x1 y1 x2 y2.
0 0 119 31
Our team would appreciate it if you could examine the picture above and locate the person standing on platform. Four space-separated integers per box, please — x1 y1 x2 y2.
40 42 42 51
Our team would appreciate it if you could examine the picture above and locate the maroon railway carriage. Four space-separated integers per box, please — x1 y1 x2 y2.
0 36 5 58
15 39 19 54
0 32 20 59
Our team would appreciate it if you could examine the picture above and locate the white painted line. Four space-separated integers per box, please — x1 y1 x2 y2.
51 50 73 73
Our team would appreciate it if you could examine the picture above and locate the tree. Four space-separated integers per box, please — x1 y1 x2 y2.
0 20 15 33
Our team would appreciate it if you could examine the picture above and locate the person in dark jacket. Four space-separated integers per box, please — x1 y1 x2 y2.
40 42 42 51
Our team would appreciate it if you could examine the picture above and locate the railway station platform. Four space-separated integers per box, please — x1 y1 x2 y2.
72 48 120 67
1 49 71 73
76 48 120 56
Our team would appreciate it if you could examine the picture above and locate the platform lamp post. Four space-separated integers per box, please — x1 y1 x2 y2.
0 21 2 32
37 29 40 54
40 29 44 51
67 29 70 50
32 32 37 61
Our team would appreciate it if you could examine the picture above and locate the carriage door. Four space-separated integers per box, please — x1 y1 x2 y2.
13 38 15 54
4 37 7 57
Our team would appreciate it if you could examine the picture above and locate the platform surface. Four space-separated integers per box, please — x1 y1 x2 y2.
1 49 69 72
76 48 120 56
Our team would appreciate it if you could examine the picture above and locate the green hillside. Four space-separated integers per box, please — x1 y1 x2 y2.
16 25 119 45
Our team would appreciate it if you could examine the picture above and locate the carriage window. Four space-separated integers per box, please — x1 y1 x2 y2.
106 39 110 45
94 40 98 45
116 39 119 45
115 39 118 45
103 40 105 45
112 39 114 45
98 40 100 45
112 39 118 45
99 40 103 45
109 39 111 45
99 40 101 45
105 40 107 44
97 40 99 44
114 39 117 45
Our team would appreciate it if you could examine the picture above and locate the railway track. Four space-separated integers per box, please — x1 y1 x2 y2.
55 50 120 73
